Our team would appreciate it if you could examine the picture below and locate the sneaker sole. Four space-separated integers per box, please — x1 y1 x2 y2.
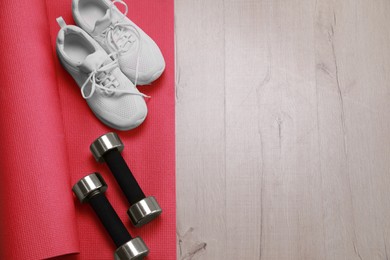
136 66 165 85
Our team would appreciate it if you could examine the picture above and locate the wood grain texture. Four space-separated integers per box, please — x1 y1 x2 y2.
175 0 390 259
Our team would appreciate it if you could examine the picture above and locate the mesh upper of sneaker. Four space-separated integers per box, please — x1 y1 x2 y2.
74 0 165 84
85 63 147 123
56 25 147 130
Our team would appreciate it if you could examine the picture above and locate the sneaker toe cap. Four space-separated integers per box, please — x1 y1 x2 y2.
121 39 165 85
90 94 148 131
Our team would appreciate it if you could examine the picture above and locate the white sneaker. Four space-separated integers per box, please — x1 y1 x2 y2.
56 17 148 131
72 0 166 85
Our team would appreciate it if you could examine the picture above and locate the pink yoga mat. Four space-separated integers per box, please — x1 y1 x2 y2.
0 0 175 259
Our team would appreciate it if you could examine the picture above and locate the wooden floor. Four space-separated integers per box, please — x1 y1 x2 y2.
175 0 390 259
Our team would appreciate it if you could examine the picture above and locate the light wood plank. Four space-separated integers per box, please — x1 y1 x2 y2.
175 1 227 259
176 0 390 259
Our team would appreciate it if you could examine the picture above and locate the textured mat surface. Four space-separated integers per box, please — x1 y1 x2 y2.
0 0 175 259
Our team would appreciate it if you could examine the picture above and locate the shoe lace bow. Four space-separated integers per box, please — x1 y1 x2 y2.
80 53 148 99
99 0 142 86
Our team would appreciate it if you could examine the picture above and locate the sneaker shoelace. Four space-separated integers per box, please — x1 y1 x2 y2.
81 53 148 99
99 0 142 86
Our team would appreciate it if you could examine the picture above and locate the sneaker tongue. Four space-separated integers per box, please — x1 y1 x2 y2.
92 9 120 36
79 50 108 73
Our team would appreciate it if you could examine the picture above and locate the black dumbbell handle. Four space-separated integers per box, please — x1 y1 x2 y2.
103 149 146 205
89 192 132 248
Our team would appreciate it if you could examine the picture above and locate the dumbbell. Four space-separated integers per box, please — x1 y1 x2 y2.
72 173 149 260
90 132 162 227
